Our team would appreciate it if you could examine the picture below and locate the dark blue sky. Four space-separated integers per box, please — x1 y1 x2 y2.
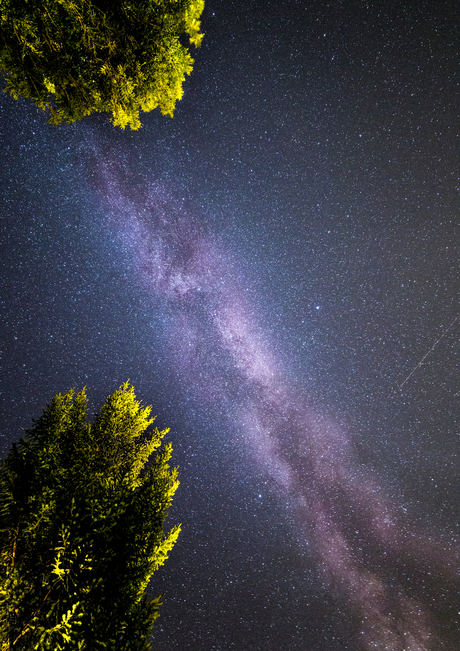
1 1 459 649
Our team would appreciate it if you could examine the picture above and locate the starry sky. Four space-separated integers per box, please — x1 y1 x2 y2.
0 0 459 649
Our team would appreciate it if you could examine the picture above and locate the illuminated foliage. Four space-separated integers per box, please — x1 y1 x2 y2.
0 382 181 650
0 0 204 129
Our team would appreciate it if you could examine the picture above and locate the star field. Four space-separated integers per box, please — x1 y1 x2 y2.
0 1 459 649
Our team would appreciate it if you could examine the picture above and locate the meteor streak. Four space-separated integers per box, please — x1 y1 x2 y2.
398 314 459 390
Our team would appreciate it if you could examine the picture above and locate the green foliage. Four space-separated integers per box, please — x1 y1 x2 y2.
0 382 181 650
0 0 204 129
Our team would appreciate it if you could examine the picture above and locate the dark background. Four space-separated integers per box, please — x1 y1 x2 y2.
1 1 458 649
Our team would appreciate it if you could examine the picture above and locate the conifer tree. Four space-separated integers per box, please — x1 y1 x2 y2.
0 382 181 650
0 0 204 129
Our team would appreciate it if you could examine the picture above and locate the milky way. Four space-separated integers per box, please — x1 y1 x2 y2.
95 157 459 651
0 1 458 649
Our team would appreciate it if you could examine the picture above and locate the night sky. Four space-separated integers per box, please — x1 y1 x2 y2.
1 1 459 649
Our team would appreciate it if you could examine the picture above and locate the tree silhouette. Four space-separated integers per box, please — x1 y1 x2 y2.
0 382 181 650
0 0 204 129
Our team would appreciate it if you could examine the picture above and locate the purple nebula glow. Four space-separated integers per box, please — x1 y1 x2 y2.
96 158 459 651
